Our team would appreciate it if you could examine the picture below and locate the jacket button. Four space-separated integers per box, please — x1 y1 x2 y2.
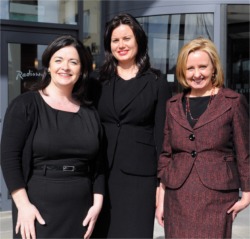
117 122 120 127
191 151 197 158
189 134 195 141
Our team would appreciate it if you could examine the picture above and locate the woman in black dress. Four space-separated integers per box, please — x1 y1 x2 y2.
1 35 105 239
92 13 172 238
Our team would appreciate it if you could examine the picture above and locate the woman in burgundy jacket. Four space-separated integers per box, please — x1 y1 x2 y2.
156 37 250 238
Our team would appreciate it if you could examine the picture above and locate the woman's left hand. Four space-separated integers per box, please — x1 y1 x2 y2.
82 194 103 239
227 191 250 220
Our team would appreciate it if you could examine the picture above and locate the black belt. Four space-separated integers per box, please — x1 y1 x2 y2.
33 164 90 173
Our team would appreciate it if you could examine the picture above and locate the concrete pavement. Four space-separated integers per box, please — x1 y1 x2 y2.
1 207 249 238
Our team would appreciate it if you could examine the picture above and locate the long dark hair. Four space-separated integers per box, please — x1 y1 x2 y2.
99 13 151 81
30 35 93 105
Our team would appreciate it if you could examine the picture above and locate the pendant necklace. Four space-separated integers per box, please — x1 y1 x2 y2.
185 87 215 121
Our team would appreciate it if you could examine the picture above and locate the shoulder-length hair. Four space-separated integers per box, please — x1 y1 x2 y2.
30 35 93 105
99 13 150 81
176 37 224 89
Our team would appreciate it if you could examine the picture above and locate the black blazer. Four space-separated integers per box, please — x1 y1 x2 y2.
96 70 172 176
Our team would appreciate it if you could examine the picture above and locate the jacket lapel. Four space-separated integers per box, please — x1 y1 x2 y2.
169 88 235 131
99 77 120 120
194 88 232 129
169 93 193 131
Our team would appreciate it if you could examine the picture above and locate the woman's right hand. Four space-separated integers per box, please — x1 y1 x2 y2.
12 188 45 239
155 182 165 227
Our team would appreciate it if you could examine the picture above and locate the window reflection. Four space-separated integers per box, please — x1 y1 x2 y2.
137 13 213 94
83 0 102 70
1 0 77 24
8 43 45 103
227 5 249 102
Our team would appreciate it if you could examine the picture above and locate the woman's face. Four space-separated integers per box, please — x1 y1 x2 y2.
48 46 81 89
110 24 138 65
185 50 215 95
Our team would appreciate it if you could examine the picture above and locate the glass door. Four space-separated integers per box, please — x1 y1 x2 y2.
227 4 250 103
0 31 60 210
7 43 46 103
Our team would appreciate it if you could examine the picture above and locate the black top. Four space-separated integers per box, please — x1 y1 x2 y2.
114 75 139 114
33 93 100 167
182 95 211 128
1 91 105 194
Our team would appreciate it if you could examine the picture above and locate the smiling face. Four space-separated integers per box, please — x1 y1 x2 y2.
110 24 138 66
186 50 215 96
48 46 81 89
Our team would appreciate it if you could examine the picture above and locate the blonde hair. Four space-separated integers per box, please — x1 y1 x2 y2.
176 37 224 89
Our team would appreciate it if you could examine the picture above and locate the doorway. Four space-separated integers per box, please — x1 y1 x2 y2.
0 31 62 210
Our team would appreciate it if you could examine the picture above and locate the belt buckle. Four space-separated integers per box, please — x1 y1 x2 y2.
63 166 75 172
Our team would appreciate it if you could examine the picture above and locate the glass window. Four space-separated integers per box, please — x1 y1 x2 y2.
8 43 45 103
83 0 102 70
137 13 214 93
1 0 77 25
227 4 249 102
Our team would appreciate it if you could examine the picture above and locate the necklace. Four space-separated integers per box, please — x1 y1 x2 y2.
185 87 215 121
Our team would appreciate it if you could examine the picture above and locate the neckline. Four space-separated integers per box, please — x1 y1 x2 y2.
116 74 137 82
188 95 211 99
37 91 80 114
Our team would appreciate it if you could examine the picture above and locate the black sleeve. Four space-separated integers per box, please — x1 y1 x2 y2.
1 96 34 193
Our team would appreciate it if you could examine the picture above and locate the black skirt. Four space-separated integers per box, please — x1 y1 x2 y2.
13 170 92 239
93 162 157 238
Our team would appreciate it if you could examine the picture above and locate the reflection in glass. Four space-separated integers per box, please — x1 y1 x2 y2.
137 13 213 93
227 4 249 102
0 0 9 19
83 0 102 70
1 0 77 24
8 43 46 103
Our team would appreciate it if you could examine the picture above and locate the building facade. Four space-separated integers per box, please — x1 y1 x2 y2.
0 0 249 211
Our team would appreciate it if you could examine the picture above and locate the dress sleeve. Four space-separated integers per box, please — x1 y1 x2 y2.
1 96 33 193
232 94 250 191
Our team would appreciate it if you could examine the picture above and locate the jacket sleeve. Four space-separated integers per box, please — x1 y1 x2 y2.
154 73 172 160
91 108 106 195
157 100 172 186
232 94 250 191
1 96 34 193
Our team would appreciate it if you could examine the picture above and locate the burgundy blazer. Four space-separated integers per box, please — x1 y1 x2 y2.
158 87 250 191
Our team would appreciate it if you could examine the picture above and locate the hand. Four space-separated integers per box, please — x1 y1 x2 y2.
12 188 45 239
82 205 101 239
82 194 103 239
16 202 45 239
155 204 164 227
227 191 250 220
155 182 165 227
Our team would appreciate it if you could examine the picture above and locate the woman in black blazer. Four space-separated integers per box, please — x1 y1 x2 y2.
92 13 172 238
